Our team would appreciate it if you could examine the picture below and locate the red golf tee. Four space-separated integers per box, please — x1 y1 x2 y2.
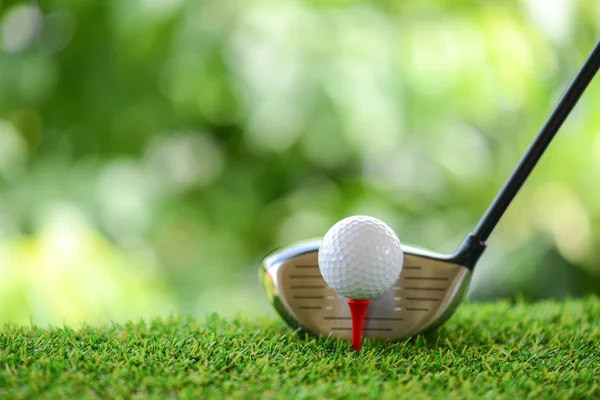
347 298 370 351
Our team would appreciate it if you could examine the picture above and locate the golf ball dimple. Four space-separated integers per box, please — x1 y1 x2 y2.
318 215 403 300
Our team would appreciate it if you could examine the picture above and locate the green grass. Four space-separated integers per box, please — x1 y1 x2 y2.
1 297 600 399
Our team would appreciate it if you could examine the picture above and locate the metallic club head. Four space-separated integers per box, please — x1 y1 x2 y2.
260 239 474 341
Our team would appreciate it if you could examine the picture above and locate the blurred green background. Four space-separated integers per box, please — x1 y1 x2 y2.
0 0 599 326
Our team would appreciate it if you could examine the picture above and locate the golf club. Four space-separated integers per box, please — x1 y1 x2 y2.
260 39 600 341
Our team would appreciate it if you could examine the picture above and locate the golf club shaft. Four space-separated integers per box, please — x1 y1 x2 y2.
472 39 600 244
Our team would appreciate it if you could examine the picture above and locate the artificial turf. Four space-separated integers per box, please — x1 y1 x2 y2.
1 297 599 399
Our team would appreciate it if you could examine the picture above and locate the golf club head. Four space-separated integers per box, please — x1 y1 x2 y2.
260 239 472 341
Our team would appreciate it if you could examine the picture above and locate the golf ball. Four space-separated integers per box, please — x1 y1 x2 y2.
318 215 403 300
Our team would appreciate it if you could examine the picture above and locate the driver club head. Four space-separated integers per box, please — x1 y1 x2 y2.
260 239 472 341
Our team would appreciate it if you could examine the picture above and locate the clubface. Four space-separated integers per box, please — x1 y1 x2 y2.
260 240 472 340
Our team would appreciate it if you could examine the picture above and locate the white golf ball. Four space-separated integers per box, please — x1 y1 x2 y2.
318 215 403 300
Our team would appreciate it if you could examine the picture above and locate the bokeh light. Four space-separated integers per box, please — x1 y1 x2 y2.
0 0 599 326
